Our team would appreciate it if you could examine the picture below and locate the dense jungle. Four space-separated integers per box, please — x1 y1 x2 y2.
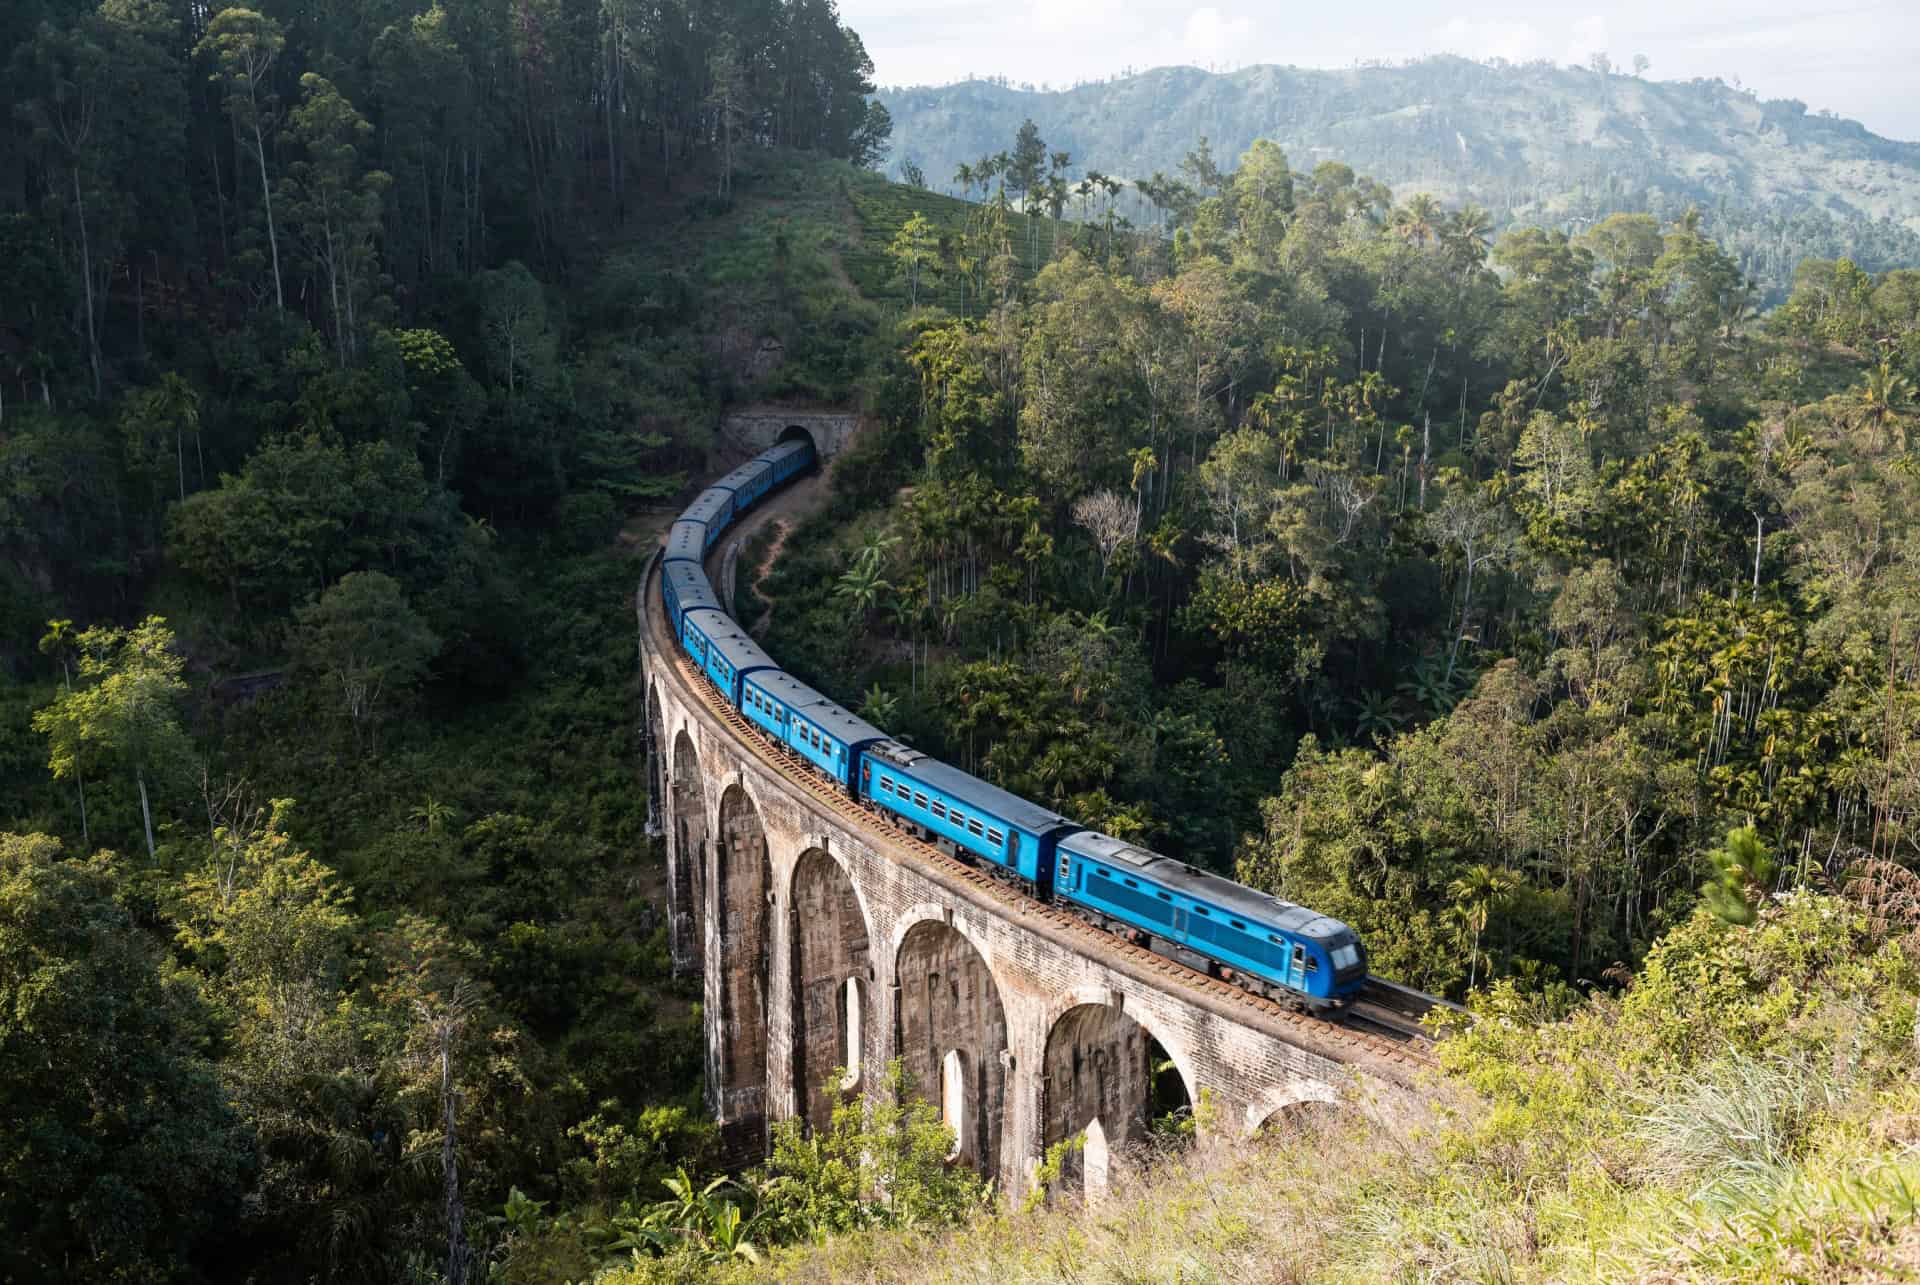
3 0 1919 1279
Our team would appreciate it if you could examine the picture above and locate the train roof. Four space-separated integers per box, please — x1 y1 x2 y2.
760 439 813 465
866 741 1076 836
681 487 733 527
664 561 722 612
1058 830 1355 945
713 458 773 494
700 619 778 675
664 520 706 564
746 671 886 746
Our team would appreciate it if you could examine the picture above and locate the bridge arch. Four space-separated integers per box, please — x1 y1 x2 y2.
1040 991 1195 1200
893 913 1009 1177
669 729 709 977
1246 1082 1344 1138
714 782 774 1157
789 847 875 1131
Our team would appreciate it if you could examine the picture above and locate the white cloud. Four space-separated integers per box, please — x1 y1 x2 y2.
1184 7 1255 62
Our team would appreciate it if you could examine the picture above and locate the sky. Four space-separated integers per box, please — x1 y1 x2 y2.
846 0 1920 142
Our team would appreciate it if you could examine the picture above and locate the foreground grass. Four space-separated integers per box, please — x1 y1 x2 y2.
599 891 1920 1284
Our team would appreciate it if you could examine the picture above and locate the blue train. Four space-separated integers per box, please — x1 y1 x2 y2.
658 435 1368 1009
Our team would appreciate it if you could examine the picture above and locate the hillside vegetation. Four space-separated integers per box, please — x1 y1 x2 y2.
605 889 1920 1283
877 57 1920 298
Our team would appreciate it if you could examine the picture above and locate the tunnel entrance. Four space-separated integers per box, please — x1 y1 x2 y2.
669 730 708 978
895 920 1008 1178
1041 1003 1192 1202
715 783 773 1159
777 424 818 456
790 847 871 1131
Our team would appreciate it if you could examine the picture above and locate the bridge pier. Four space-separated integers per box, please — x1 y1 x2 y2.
639 565 1423 1197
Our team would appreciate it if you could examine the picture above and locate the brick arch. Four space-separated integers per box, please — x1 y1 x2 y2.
789 846 875 1131
713 782 773 1159
894 914 1009 1178
1244 1081 1343 1137
669 729 709 978
1040 992 1195 1196
1037 988 1198 1109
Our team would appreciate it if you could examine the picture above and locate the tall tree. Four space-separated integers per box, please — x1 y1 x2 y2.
198 8 288 312
282 73 390 365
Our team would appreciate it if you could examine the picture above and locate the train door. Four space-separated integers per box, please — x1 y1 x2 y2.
1289 943 1307 990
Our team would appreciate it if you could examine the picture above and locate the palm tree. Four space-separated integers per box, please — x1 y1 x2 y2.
150 372 202 501
834 545 894 624
952 162 975 200
1391 194 1442 249
1446 863 1518 991
1442 204 1493 274
1349 689 1405 745
1856 361 1913 451
859 683 900 726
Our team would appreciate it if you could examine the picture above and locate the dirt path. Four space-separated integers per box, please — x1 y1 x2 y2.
713 465 834 636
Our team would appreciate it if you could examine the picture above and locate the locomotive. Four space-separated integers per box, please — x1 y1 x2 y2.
660 436 1369 1009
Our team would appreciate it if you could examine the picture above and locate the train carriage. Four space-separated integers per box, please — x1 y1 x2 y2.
860 742 1076 886
662 561 723 636
760 438 813 486
741 670 885 793
1054 831 1367 1006
664 519 707 568
681 487 737 550
680 610 777 707
713 457 776 510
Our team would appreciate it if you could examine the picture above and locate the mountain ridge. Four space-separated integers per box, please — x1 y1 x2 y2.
875 56 1920 296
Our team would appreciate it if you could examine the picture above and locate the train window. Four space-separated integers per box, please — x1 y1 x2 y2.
1123 878 1139 888
930 801 947 819
1058 855 1071 875
1157 891 1172 901
1193 906 1210 917
967 820 983 837
950 811 965 827
879 778 894 795
986 828 1003 846
1230 920 1245 930
914 792 929 809
1305 955 1319 973
1269 934 1286 946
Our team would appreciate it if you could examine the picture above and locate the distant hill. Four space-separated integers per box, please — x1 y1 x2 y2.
875 57 1920 298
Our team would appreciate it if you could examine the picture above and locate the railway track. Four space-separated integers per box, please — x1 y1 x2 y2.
643 554 1448 1074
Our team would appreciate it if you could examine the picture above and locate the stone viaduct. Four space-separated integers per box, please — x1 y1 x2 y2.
638 525 1431 1197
